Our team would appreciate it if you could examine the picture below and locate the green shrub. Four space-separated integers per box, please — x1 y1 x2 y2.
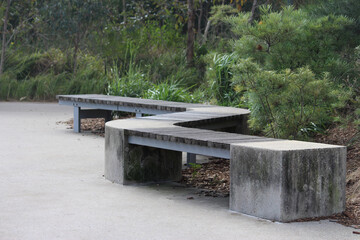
144 80 201 103
100 21 206 90
0 73 18 99
106 64 151 98
232 58 347 139
205 52 242 106
145 50 201 87
107 63 202 103
226 6 354 80
101 21 183 67
4 48 69 80
306 0 360 48
0 48 106 100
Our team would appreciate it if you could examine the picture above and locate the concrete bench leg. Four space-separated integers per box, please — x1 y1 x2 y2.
105 127 182 184
230 141 346 222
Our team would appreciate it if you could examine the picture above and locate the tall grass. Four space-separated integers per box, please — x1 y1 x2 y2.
205 52 242 106
0 49 106 100
144 80 201 103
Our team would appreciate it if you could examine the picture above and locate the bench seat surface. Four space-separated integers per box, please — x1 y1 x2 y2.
57 94 249 114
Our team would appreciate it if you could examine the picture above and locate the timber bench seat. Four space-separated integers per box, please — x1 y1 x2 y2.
57 94 346 222
57 94 248 133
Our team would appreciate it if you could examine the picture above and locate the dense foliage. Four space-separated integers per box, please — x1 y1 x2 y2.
232 59 346 139
214 5 358 138
0 0 359 139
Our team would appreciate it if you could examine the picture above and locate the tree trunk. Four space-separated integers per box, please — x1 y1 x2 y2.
122 0 126 24
202 20 211 44
186 0 195 66
197 0 203 39
0 0 11 76
248 0 258 24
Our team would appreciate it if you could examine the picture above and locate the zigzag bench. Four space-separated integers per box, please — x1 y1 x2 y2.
57 94 346 222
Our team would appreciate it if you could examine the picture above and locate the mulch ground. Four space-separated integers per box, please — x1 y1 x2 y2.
58 118 108 136
57 115 131 137
314 124 360 228
60 118 360 228
180 158 230 197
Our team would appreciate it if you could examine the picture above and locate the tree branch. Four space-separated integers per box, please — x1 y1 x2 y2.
248 0 258 24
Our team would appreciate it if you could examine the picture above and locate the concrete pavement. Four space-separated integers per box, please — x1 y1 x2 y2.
0 102 357 240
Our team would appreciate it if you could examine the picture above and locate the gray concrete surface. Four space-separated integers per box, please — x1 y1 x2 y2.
0 102 357 240
230 142 346 222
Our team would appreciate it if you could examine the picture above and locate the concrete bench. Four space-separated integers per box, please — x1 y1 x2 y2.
57 94 346 222
57 94 249 164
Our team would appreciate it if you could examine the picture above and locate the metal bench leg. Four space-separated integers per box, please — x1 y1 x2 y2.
187 153 196 166
73 106 81 133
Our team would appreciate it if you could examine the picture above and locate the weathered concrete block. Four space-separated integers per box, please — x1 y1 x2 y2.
105 125 182 185
230 141 346 222
105 126 126 184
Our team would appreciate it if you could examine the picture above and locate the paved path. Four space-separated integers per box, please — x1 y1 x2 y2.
0 102 356 240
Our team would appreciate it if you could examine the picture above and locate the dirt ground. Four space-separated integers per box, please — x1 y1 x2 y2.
314 125 360 228
60 118 360 228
